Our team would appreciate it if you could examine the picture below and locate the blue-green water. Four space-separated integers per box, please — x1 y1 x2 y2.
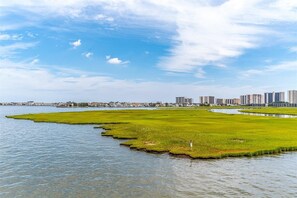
1 106 297 197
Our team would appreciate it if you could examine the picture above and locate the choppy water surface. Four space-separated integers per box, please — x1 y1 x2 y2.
1 106 297 197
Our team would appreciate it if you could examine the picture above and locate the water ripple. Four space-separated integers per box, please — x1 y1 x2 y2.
1 106 297 197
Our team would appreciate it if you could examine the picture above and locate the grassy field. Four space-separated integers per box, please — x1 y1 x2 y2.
7 108 297 159
240 107 297 115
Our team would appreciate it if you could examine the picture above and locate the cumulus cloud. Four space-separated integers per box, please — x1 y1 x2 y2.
1 0 297 80
107 58 122 64
83 52 93 58
1 0 297 77
106 56 129 65
70 39 81 48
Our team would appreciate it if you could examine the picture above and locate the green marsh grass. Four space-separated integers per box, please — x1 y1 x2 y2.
240 107 297 115
7 108 297 159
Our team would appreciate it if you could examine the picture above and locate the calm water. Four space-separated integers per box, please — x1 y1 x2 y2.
1 106 297 197
211 109 297 118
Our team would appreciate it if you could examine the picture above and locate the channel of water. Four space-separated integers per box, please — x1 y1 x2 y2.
211 108 297 118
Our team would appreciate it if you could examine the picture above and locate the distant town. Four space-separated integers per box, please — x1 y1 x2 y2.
1 90 297 108
176 90 297 107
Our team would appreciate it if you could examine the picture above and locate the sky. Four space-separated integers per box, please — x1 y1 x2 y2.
0 0 296 102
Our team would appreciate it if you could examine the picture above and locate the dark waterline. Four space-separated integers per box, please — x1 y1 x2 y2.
1 106 297 197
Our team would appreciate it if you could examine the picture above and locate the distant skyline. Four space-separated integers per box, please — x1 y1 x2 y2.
0 0 297 102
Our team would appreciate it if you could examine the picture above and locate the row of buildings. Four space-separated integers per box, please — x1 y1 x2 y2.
240 91 297 105
176 90 297 106
0 101 176 108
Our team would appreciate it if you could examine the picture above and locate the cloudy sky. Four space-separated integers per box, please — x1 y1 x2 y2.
0 0 296 102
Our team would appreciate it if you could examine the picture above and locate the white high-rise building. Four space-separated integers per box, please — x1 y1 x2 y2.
176 97 193 105
251 94 263 104
176 97 185 104
288 90 297 104
240 94 263 105
200 96 215 105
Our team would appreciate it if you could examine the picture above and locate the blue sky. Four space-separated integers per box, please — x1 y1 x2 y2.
0 0 296 102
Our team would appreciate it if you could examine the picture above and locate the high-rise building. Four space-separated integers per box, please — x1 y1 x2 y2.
240 95 250 105
264 92 274 104
224 98 240 105
185 98 193 104
233 98 240 105
216 98 224 105
176 97 193 105
264 92 285 104
200 96 215 105
176 97 185 104
240 94 262 105
288 90 297 104
274 92 285 102
251 94 263 104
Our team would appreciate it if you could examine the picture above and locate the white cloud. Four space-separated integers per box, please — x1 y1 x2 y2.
194 68 206 79
241 60 297 78
107 58 122 64
94 14 114 22
290 47 297 53
0 34 11 40
0 59 267 102
1 0 297 77
241 69 264 78
106 56 129 65
83 52 93 58
30 58 39 64
0 42 36 58
27 32 37 38
70 39 81 48
267 61 297 72
0 33 22 40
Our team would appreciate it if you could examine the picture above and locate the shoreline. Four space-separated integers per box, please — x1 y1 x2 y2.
6 108 297 160
101 128 297 160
